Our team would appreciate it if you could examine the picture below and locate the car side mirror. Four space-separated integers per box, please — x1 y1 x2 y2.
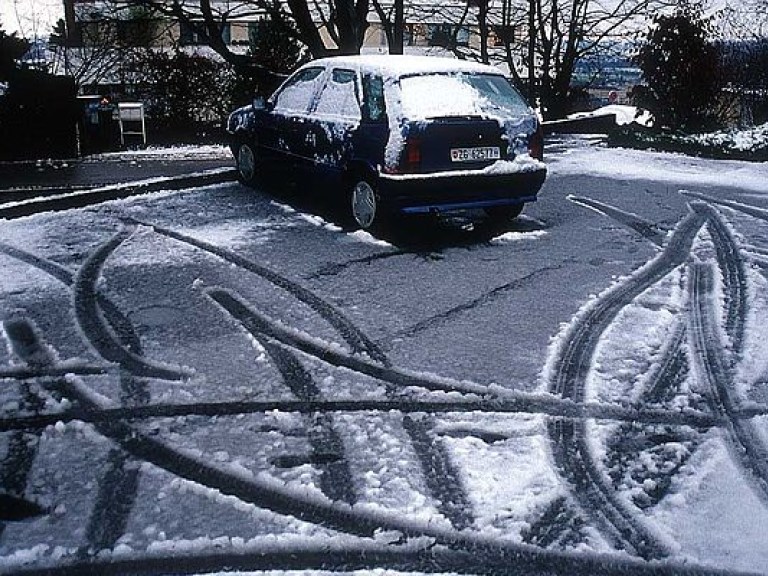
253 96 274 112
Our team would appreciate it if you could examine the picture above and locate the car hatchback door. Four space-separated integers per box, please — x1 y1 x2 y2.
397 73 534 174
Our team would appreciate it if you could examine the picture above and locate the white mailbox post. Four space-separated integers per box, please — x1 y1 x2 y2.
117 102 146 147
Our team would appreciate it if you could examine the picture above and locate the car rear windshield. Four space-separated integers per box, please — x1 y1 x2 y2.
399 73 530 120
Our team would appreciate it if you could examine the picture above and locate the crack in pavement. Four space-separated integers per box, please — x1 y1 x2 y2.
386 264 564 344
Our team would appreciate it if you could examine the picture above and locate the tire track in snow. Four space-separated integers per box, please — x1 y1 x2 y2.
692 203 747 356
688 263 768 503
0 396 732 433
132 216 475 528
206 288 496 398
3 544 759 576
401 414 474 530
5 367 760 576
0 243 157 552
680 190 768 224
81 448 142 554
1 321 148 554
0 242 143 356
546 208 708 559
206 288 475 529
72 225 191 381
259 340 357 505
603 320 703 511
685 203 768 502
567 195 667 247
124 217 388 364
4 209 764 573
0 320 50 534
129 219 475 528
565 196 712 513
521 495 586 549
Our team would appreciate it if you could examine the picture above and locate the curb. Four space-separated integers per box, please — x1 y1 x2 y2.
0 168 238 220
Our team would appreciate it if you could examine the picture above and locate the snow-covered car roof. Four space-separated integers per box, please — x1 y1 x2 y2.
305 55 506 78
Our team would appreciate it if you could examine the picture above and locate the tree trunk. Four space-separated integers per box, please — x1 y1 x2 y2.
477 0 489 64
392 0 404 54
528 0 536 101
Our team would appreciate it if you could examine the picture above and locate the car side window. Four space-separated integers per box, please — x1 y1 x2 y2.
362 73 386 123
272 67 324 114
313 68 361 121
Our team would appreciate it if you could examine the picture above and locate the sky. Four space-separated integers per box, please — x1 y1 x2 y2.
0 0 63 39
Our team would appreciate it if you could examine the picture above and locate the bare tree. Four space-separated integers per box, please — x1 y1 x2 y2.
432 0 675 119
49 2 168 90
123 0 370 67
524 0 676 118
371 0 404 53
719 0 768 40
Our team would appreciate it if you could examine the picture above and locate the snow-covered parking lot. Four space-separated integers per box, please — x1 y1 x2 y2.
2 139 768 575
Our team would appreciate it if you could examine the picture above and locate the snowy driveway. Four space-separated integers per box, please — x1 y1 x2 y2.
2 141 768 575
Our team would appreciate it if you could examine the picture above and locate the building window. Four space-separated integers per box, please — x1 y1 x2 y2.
404 23 426 47
116 19 154 47
491 25 515 47
248 21 264 45
180 22 203 45
427 24 469 48
180 22 231 45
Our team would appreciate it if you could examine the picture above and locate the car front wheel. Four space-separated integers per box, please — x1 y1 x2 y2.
351 179 379 230
236 142 258 186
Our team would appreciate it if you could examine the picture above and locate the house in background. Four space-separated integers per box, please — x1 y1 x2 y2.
56 0 534 96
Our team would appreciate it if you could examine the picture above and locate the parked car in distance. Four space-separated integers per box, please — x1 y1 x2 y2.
227 55 546 230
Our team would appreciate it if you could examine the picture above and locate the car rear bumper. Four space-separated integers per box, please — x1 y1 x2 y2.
377 168 547 214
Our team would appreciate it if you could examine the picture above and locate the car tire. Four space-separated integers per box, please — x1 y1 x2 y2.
484 204 523 224
350 179 380 230
236 142 258 187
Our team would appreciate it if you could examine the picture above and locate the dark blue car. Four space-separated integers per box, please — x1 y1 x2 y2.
227 55 546 229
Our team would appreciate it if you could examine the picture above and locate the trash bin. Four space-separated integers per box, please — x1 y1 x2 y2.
79 95 120 154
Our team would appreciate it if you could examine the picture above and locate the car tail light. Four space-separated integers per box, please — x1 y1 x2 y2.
403 137 422 172
528 125 544 161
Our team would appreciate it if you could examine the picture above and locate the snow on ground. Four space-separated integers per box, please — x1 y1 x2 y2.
89 145 231 162
547 136 768 193
651 435 768 572
2 139 768 574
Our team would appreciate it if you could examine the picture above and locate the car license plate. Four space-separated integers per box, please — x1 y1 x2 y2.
450 146 501 162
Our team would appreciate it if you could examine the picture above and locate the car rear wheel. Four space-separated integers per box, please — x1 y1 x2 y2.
236 142 258 186
351 179 379 230
484 204 523 224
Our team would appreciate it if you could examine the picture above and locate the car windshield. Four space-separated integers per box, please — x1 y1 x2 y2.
399 73 530 120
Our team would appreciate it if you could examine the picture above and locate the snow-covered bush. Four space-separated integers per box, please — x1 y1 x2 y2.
608 122 768 161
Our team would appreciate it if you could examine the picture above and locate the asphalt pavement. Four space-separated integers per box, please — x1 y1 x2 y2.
0 152 237 218
0 153 234 192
